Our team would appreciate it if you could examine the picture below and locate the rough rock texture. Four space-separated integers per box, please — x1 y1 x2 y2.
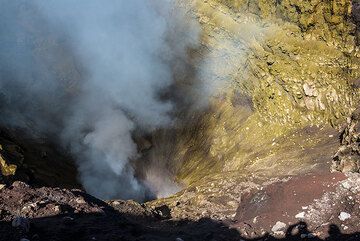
0 182 252 241
145 1 360 230
233 172 360 239
148 170 360 240
1 177 360 240
332 107 360 172
0 128 80 189
143 0 360 189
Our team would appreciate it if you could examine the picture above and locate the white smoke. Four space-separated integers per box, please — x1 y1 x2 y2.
0 0 200 201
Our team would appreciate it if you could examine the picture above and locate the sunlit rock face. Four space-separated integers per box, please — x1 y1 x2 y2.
143 1 360 225
143 0 360 189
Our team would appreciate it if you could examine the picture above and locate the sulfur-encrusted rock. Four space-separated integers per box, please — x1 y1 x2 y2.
149 0 360 186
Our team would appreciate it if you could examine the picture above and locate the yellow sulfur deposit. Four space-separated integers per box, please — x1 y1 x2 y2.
0 145 17 176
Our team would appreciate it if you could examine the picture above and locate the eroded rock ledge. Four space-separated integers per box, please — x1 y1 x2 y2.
333 107 360 172
1 174 360 240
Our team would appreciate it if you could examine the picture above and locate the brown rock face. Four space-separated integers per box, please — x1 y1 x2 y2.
0 182 245 241
1 178 360 241
333 107 360 173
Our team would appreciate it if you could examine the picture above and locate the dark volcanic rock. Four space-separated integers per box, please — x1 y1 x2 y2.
0 182 243 241
1 178 360 241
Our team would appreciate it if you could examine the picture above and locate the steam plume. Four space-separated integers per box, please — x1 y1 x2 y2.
0 0 199 201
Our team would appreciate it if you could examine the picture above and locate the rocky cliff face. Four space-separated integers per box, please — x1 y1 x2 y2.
333 106 360 172
142 0 360 187
144 0 360 233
